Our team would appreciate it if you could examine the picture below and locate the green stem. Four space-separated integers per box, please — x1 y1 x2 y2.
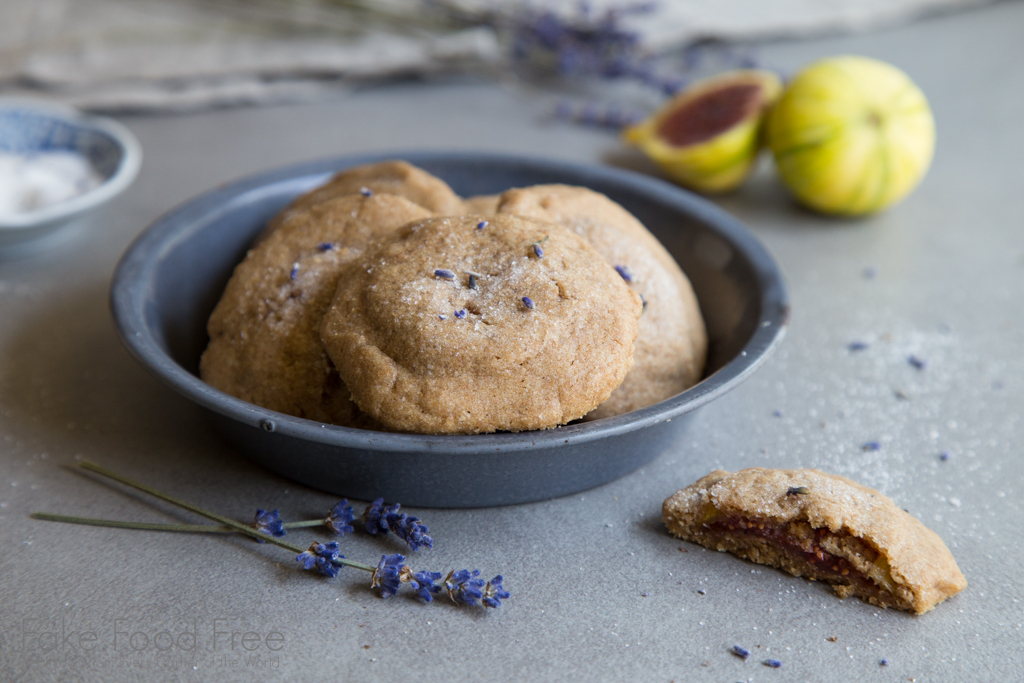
77 460 375 573
284 520 326 529
30 514 329 533
31 513 234 533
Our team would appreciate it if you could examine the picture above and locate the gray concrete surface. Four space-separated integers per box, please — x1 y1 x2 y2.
1 2 1022 681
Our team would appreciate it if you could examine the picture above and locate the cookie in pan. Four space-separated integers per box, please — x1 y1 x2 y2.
319 213 643 434
495 184 707 418
257 160 463 243
201 193 432 427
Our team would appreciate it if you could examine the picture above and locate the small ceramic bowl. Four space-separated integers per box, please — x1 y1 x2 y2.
0 99 142 246
111 152 788 507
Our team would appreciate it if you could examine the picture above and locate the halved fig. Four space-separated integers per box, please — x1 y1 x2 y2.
623 70 782 193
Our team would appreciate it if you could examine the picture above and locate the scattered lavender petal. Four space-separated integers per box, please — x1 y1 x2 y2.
939 451 951 461
434 269 456 280
289 263 299 280
862 441 881 451
317 242 335 252
614 264 634 283
908 355 926 370
522 296 535 310
454 309 467 319
763 658 782 668
731 645 751 660
847 341 869 352
360 186 373 197
476 220 488 230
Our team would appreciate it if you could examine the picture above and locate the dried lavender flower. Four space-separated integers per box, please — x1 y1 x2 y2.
731 645 751 660
325 500 355 535
763 658 782 668
363 499 434 552
481 576 510 608
862 441 881 451
522 296 535 310
445 569 485 606
434 269 456 280
409 570 444 602
360 186 373 197
296 541 343 578
317 242 335 252
476 220 488 230
614 264 634 283
847 341 869 352
908 355 926 370
289 263 299 280
454 309 467 319
786 486 810 496
371 553 405 598
252 508 286 540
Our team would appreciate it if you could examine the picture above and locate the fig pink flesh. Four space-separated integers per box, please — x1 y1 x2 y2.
657 84 762 147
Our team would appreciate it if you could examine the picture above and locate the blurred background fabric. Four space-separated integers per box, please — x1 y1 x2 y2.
0 0 992 112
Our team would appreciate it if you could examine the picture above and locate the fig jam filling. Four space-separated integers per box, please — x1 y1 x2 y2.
657 84 762 147
706 516 878 584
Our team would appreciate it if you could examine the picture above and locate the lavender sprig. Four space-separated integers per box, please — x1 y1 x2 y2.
34 462 507 609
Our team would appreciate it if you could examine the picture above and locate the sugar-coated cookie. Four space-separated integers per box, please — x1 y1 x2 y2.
495 184 707 418
201 193 432 427
257 161 463 243
319 214 643 434
662 468 967 614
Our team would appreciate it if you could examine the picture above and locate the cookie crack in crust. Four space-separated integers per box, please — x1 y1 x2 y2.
662 468 967 614
691 513 912 610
